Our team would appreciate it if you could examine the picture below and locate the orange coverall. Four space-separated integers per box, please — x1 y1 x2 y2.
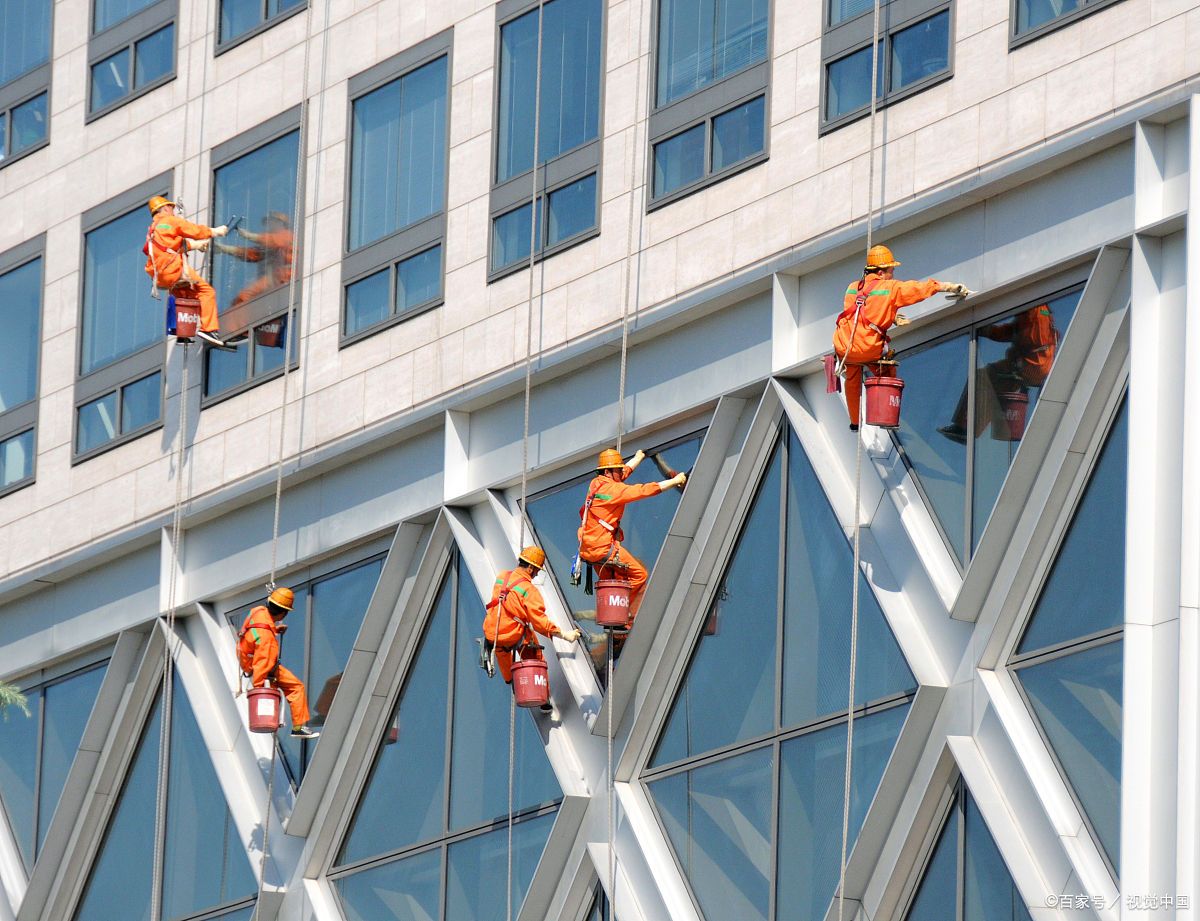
237 606 310 728
578 469 662 622
144 215 219 333
833 275 942 427
482 570 562 682
223 229 295 307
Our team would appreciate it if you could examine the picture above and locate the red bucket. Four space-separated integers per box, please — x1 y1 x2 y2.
595 579 633 628
174 297 201 341
256 321 282 348
511 657 550 708
993 391 1029 442
247 687 283 733
864 376 904 429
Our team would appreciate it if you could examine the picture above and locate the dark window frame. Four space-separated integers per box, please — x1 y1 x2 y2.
646 0 771 209
72 368 164 463
86 0 177 121
0 0 53 169
1009 0 1124 48
486 0 606 282
819 0 953 133
0 235 45 497
340 30 453 346
214 0 307 55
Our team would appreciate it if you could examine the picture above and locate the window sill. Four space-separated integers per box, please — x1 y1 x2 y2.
647 150 769 213
1009 0 1125 48
215 2 308 57
819 69 952 136
339 297 443 350
72 419 162 466
85 72 176 124
0 136 49 171
486 225 600 284
0 474 35 501
200 357 297 410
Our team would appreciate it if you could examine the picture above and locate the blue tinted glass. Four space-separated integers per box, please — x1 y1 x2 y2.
654 444 780 765
266 0 303 15
0 0 51 83
1016 0 1079 33
213 132 299 312
82 207 161 374
492 201 542 271
397 245 441 313
826 43 882 120
339 577 452 864
94 0 156 32
208 907 255 921
253 317 287 376
829 0 871 26
895 333 970 561
90 49 130 112
776 704 909 919
38 665 107 856
496 8 538 181
964 793 1033 921
712 96 765 171
77 393 118 454
348 56 447 250
890 12 949 92
445 812 556 921
972 291 1080 550
653 124 705 198
651 747 773 921
120 372 160 433
547 174 596 247
0 429 33 486
133 24 173 88
336 847 441 921
1018 639 1122 866
1018 402 1126 653
656 0 768 106
204 344 247 398
0 257 41 413
0 114 6 159
904 805 957 921
784 431 914 727
11 92 47 155
345 269 390 335
220 0 260 42
0 684 39 867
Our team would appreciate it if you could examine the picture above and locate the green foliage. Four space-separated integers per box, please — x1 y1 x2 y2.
0 682 29 719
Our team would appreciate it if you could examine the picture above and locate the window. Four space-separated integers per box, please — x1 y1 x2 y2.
893 287 1081 563
1012 0 1121 44
87 0 176 119
0 660 107 872
76 176 170 460
218 0 304 50
821 1 951 129
0 0 52 166
342 33 450 342
649 0 768 204
333 553 561 921
0 238 43 495
204 109 301 401
644 426 917 920
489 0 603 277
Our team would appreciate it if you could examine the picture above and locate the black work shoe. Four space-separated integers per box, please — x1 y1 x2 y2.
849 424 859 432
538 702 554 713
937 424 967 445
290 725 320 739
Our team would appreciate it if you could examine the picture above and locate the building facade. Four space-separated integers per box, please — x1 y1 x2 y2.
0 0 1195 915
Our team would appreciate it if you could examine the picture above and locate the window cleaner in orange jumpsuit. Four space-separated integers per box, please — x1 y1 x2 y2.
213 212 295 308
575 449 687 628
237 587 319 739
143 196 246 350
832 244 972 430
481 547 582 707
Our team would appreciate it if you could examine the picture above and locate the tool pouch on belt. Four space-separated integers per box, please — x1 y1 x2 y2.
570 553 583 587
476 637 495 678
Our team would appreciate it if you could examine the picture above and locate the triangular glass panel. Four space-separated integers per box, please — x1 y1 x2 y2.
903 802 957 921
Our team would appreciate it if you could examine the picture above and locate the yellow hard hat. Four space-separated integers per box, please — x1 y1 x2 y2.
865 244 900 270
147 195 175 215
518 546 546 568
267 586 294 611
597 448 624 470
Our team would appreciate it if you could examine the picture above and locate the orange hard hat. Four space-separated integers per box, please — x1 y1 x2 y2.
865 244 900 270
518 546 546 568
147 195 175 215
268 586 294 611
597 448 624 470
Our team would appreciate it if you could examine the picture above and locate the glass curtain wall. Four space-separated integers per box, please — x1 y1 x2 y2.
0 0 51 84
656 0 769 106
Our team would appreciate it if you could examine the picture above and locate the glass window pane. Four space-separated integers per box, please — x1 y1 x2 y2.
496 9 538 181
77 392 118 454
335 847 441 921
348 56 447 250
711 96 765 172
0 257 41 413
829 0 871 27
266 0 303 16
253 316 287 377
90 49 130 112
963 793 1033 921
397 245 441 313
537 0 602 166
82 207 161 374
825 43 882 120
650 747 773 921
1017 402 1126 653
38 665 107 856
345 269 390 335
492 201 542 272
445 812 556 921
903 804 958 921
0 0 51 84
653 123 705 198
1016 0 1079 34
714 0 769 85
10 92 48 156
205 344 248 398
220 0 261 43
0 113 7 160
0 686 40 867
653 443 780 765
133 24 174 89
894 333 971 562
889 11 950 93
120 372 161 433
776 703 910 919
213 131 299 314
657 0 767 106
971 291 1080 550
1017 639 1122 866
0 429 34 486
94 0 157 33
307 559 383 730
546 174 596 247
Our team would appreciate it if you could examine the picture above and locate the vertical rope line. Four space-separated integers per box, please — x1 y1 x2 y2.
838 433 864 921
865 0 882 252
607 635 615 921
251 744 278 921
506 689 517 921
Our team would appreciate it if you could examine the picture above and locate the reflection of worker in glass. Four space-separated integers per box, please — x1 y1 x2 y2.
214 211 294 307
939 303 1058 444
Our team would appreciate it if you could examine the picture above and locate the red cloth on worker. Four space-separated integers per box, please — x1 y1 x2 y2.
483 569 560 682
578 469 660 623
144 214 220 332
237 606 311 726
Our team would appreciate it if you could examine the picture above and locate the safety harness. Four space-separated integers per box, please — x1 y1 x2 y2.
236 611 280 695
571 479 622 594
480 571 537 677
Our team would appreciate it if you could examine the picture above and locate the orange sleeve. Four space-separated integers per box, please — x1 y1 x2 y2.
251 631 279 688
520 584 560 639
172 216 214 241
887 279 941 312
609 480 664 506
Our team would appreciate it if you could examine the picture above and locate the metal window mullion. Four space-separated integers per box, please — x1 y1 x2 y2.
774 431 787 734
260 0 270 25
30 687 46 864
125 38 137 96
767 736 781 921
388 258 399 318
441 556 459 840
963 332 977 559
954 781 965 921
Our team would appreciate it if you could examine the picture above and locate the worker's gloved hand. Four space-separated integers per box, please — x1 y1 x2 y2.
674 472 687 488
276 623 288 635
212 225 229 237
893 313 911 326
942 282 971 299
632 449 646 464
561 628 582 642
186 239 209 251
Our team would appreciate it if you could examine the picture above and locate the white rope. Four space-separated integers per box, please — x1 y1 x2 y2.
606 632 615 921
506 688 517 921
